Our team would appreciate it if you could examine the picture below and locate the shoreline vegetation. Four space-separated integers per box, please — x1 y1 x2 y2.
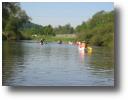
2 2 114 48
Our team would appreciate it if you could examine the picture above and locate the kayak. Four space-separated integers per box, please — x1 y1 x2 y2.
78 46 92 53
87 47 92 53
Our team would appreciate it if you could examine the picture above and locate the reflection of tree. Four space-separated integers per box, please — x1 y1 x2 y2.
3 42 14 84
84 47 114 82
2 41 25 85
89 47 114 71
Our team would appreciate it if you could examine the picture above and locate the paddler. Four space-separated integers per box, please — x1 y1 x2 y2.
40 38 45 45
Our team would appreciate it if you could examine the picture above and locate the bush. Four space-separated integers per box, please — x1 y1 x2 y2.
2 34 7 40
75 10 114 48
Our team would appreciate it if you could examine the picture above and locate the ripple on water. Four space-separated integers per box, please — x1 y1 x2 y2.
2 41 114 86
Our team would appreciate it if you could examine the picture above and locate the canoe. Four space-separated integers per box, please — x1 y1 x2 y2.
78 46 92 53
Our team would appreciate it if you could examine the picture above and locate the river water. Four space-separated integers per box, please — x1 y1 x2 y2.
2 41 114 86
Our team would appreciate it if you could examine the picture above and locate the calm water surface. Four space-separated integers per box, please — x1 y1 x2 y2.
2 41 114 86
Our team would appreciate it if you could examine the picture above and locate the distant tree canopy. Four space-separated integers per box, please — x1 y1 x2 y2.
20 22 43 35
20 23 74 37
54 24 74 34
21 22 55 36
75 10 114 47
43 25 55 36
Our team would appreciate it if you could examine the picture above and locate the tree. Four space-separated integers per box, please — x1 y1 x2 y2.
42 25 55 36
75 10 114 47
54 24 74 34
2 2 30 40
2 2 20 30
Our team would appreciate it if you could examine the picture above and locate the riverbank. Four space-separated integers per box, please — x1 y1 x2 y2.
2 33 77 42
2 33 114 49
32 34 76 42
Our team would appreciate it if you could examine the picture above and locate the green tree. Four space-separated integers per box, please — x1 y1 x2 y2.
54 24 74 34
2 2 30 40
2 2 20 30
75 10 114 47
42 25 55 36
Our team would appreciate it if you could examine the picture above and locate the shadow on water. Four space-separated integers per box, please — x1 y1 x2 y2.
3 7 120 92
2 41 26 85
89 47 114 70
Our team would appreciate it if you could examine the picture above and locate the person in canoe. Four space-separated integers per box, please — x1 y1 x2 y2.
79 41 86 51
40 38 45 45
58 40 62 44
78 41 92 52
84 42 92 53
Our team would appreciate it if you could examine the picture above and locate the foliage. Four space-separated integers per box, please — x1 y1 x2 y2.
2 3 114 47
20 22 43 37
54 24 74 34
20 22 55 38
31 35 76 42
42 25 55 36
75 10 114 47
2 2 30 40
2 2 20 30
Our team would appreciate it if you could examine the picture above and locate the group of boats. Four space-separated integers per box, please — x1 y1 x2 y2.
40 39 92 53
76 41 92 53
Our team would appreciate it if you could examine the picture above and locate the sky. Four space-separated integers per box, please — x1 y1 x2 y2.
20 2 114 28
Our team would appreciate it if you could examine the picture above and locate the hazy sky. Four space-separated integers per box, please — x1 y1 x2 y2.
20 2 114 28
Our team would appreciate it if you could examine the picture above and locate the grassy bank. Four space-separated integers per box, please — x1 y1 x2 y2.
31 35 76 42
2 32 76 42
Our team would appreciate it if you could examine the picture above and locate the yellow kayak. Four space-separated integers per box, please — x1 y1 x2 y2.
87 47 92 53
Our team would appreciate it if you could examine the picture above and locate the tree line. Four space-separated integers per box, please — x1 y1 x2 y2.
20 22 55 39
21 22 74 36
76 10 114 47
2 2 114 47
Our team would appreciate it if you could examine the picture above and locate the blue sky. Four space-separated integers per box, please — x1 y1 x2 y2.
20 2 114 28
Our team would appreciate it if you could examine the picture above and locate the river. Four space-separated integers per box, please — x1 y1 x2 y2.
2 41 114 86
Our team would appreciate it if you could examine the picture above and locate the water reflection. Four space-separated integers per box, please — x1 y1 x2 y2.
77 46 114 85
78 48 93 64
89 47 114 70
78 49 86 63
2 41 114 86
2 41 25 85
